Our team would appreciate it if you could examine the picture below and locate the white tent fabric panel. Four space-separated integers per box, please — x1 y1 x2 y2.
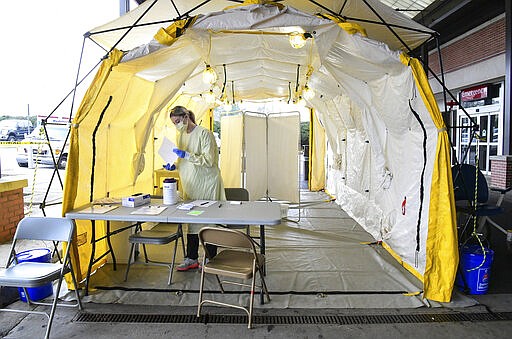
303 27 438 275
220 114 244 187
205 29 320 102
193 4 330 31
88 0 237 51
244 113 268 200
126 35 204 82
339 0 435 50
267 113 300 203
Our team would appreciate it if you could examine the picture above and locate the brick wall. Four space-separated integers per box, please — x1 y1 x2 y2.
429 18 505 76
0 179 27 243
490 156 512 189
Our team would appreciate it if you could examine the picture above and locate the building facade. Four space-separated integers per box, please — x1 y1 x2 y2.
429 15 506 173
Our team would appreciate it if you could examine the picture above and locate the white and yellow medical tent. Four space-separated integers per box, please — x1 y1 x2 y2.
63 0 457 303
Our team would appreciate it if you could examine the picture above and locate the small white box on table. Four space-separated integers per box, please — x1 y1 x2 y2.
122 193 151 207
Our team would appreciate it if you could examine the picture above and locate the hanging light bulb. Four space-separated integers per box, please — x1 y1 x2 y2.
202 64 217 84
303 85 315 100
222 91 232 110
203 89 216 104
289 32 312 49
223 101 232 111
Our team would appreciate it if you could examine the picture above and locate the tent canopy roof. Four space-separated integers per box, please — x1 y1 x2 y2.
107 2 416 103
89 0 435 53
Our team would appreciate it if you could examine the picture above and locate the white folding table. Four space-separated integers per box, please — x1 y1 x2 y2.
66 200 281 296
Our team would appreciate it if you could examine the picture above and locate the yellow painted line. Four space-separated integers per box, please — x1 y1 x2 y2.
403 291 422 296
0 141 49 146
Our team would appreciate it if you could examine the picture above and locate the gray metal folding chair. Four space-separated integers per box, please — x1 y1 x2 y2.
197 227 270 329
124 223 185 285
0 217 83 339
225 187 250 232
224 188 261 246
225 187 249 203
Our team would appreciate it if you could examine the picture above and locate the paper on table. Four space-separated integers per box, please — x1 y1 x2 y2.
130 205 167 215
77 205 118 214
191 200 216 207
158 136 178 165
92 197 122 205
177 203 195 210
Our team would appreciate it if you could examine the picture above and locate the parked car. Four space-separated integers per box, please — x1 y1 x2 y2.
0 119 33 141
16 125 69 169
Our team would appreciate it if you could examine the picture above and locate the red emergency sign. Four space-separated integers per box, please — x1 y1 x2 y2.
460 84 488 102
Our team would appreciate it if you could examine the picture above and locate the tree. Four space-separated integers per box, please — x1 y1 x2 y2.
300 121 309 147
213 120 220 135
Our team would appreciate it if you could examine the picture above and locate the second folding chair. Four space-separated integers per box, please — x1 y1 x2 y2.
124 223 185 285
197 227 270 329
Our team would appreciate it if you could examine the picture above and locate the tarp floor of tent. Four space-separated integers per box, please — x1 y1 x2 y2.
63 190 474 309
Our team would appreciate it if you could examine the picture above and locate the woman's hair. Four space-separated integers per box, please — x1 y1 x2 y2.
169 105 196 124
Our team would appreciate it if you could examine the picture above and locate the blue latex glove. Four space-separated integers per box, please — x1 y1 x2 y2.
173 148 190 159
163 163 176 171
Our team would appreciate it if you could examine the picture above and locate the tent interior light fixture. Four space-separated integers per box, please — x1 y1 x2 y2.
203 89 216 104
202 64 217 84
289 31 312 49
303 85 315 100
223 101 233 111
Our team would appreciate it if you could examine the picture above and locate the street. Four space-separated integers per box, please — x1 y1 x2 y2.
0 146 65 217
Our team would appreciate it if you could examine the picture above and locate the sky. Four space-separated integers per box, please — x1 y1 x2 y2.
0 0 138 119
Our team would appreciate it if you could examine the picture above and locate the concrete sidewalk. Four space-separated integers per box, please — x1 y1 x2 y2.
1 296 512 338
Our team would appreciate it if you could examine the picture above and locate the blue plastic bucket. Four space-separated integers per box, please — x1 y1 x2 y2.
16 248 54 302
456 245 494 295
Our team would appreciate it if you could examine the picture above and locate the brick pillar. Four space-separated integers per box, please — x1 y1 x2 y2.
490 155 512 189
0 179 28 243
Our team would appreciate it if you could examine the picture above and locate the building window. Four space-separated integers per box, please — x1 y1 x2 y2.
455 83 502 174
457 112 500 173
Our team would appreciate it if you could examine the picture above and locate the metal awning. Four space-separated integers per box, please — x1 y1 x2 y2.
379 0 436 18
